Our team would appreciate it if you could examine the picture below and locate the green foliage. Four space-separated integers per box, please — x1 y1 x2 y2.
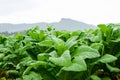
0 24 120 80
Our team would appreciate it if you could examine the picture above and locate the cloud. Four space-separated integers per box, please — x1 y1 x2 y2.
0 0 41 16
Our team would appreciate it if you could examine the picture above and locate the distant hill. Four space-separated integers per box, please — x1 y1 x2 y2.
0 18 96 32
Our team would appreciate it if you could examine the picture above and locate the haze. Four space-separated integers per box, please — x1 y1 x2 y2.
0 0 120 25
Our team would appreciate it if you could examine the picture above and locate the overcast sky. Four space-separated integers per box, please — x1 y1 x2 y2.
0 0 120 25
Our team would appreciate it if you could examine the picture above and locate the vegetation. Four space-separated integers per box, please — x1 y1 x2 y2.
0 24 120 80
0 30 26 35
0 31 16 35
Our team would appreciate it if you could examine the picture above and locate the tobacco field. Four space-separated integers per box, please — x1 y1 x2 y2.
0 24 120 80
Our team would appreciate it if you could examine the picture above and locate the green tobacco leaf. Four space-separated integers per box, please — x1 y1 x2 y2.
23 75 32 80
23 66 33 75
111 28 120 42
0 53 4 61
99 54 117 63
3 54 17 60
71 30 81 36
58 30 70 39
106 64 120 72
49 51 58 57
15 33 24 41
0 48 9 53
7 70 19 75
27 27 46 41
19 43 31 54
49 50 71 66
39 40 54 47
98 24 112 42
16 57 33 69
29 72 43 80
91 75 101 80
23 61 48 75
90 29 102 42
23 71 42 80
62 63 85 72
47 25 53 31
91 43 103 50
51 36 65 55
65 36 78 50
30 61 48 68
74 46 100 59
38 30 46 41
111 38 120 42
98 24 108 34
37 53 50 61
62 56 87 71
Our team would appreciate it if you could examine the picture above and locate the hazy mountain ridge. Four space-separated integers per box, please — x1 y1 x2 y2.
0 18 96 32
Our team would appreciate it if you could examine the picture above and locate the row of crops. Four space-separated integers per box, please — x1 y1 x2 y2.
0 24 120 80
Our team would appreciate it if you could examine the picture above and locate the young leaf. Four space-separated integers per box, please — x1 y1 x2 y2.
65 36 78 50
49 50 71 66
7 70 19 75
97 24 108 34
23 61 48 75
90 29 102 42
39 40 54 47
91 43 103 50
51 36 65 55
99 54 117 63
98 24 112 42
37 53 50 61
62 56 87 72
106 64 120 72
91 75 101 80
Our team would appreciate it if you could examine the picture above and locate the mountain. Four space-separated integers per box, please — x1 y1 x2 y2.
0 18 96 32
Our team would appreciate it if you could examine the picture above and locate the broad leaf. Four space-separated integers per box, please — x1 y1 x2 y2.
62 56 87 71
23 71 42 80
99 54 117 63
91 43 103 50
37 53 50 61
39 40 54 47
23 61 48 75
98 24 108 34
49 50 71 66
51 36 65 55
65 36 78 50
74 46 100 59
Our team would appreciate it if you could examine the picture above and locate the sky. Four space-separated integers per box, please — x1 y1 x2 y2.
0 0 120 25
